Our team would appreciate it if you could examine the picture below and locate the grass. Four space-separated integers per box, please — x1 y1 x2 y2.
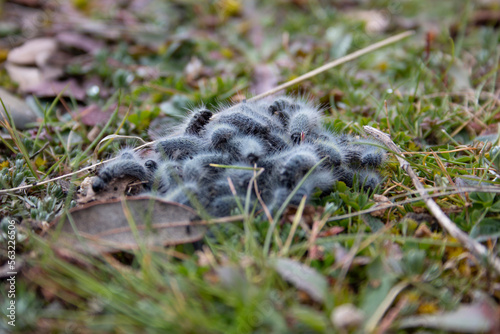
1 0 500 333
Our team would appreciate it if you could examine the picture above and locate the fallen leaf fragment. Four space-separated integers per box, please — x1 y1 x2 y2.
76 104 113 126
330 304 364 330
318 226 344 237
4 63 44 91
7 38 57 66
399 299 499 333
273 258 328 303
52 196 205 254
24 79 86 100
371 194 391 217
251 64 278 95
56 31 104 54
345 10 389 33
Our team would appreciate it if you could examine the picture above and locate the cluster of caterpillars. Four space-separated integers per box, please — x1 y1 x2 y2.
92 97 386 217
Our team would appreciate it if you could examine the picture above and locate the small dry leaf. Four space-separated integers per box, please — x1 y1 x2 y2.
371 194 391 217
52 196 205 254
333 243 372 268
184 56 204 84
56 31 104 54
330 304 364 329
7 38 57 66
24 79 86 100
5 63 44 91
345 10 389 33
399 298 499 333
414 223 433 238
76 104 113 126
251 64 278 95
318 226 344 237
283 205 323 226
273 258 328 303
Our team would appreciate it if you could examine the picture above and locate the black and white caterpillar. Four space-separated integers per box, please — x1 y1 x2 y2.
92 96 386 216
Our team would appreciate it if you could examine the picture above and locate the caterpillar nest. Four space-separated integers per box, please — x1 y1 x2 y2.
92 97 386 217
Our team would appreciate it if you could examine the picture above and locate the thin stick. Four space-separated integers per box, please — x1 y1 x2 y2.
364 125 500 275
247 31 415 102
280 195 307 256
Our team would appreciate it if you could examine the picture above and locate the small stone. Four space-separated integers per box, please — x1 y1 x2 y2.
0 87 37 129
330 304 364 329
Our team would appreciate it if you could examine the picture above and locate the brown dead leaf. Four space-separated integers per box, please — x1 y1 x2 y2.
371 194 391 217
480 123 499 136
415 224 432 238
52 196 205 254
56 32 105 54
471 10 500 27
76 104 113 126
24 79 86 100
318 226 344 237
251 64 278 95
283 205 323 226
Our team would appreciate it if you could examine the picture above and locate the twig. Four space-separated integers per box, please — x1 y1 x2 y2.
29 142 50 159
375 295 408 334
247 31 415 102
364 125 500 275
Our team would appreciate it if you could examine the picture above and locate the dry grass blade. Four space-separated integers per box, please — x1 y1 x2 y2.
364 125 500 275
248 31 415 102
365 281 409 333
93 134 147 164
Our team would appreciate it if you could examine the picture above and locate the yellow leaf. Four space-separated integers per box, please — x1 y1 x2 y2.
445 237 466 258
458 262 471 277
35 156 47 168
0 49 8 62
405 291 420 302
376 61 389 72
418 301 439 314
216 0 241 17
220 48 234 59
